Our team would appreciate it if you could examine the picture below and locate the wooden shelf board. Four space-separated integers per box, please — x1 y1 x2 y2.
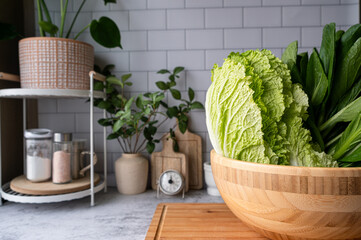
10 174 100 195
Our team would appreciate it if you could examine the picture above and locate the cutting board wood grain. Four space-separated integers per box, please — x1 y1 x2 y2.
164 127 203 189
145 203 269 239
151 138 189 192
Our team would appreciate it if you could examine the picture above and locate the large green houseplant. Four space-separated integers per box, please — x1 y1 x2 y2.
1 0 122 90
94 65 203 194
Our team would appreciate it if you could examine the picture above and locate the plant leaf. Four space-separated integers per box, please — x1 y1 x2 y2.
319 23 335 77
173 66 184 75
166 106 178 118
178 120 188 133
170 89 181 100
333 114 361 160
157 69 170 74
38 21 58 35
104 0 116 5
94 81 104 91
160 101 168 108
97 100 111 109
124 97 134 111
306 49 328 106
169 75 175 82
191 101 204 109
98 118 112 126
332 78 361 117
319 23 336 103
136 95 144 109
339 24 361 62
90 16 122 49
297 52 308 84
332 37 361 103
122 73 131 81
155 93 165 102
338 145 361 163
320 96 361 132
188 88 195 101
107 132 119 140
146 142 155 153
156 81 168 90
113 119 125 132
107 76 123 87
282 40 298 64
287 60 302 84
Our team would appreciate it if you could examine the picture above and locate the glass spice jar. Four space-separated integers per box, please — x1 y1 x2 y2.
52 133 72 184
25 129 52 182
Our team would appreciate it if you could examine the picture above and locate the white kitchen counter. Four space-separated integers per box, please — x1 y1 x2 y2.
0 188 223 240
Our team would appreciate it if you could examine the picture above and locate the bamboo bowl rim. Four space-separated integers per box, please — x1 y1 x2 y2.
211 150 361 177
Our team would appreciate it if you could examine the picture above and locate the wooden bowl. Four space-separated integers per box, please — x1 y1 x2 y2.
211 150 361 240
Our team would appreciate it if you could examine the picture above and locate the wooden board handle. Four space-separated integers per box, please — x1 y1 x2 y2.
0 72 20 82
89 71 106 82
162 137 175 154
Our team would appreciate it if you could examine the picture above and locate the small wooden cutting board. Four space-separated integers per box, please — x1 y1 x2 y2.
173 128 203 189
145 203 269 239
151 138 189 192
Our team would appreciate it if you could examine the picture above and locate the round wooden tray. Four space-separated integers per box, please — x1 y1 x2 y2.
10 174 100 195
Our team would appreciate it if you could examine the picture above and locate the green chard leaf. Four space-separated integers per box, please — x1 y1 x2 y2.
333 114 361 160
306 49 328 106
321 97 361 132
282 40 298 64
332 34 361 105
319 23 336 77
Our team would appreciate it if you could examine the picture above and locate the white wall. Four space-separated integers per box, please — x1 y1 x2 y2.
37 0 359 186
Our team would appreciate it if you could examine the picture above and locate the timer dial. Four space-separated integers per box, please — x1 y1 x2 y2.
159 170 184 195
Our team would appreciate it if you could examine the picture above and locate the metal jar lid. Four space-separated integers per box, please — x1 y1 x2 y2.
53 133 72 142
24 129 52 139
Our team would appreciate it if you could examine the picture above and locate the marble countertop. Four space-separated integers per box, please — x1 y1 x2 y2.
0 188 223 240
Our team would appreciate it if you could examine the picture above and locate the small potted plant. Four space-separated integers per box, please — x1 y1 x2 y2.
94 65 203 194
1 0 122 90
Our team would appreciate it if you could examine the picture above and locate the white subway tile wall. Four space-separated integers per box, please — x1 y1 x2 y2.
37 0 358 186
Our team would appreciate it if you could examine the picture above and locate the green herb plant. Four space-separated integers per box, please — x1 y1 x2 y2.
0 0 121 49
155 67 204 134
282 22 361 167
94 65 204 154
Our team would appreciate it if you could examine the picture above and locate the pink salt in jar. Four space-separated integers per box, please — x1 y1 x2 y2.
52 133 72 184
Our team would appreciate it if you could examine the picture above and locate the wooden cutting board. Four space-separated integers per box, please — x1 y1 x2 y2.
151 137 189 192
164 127 203 190
145 203 269 239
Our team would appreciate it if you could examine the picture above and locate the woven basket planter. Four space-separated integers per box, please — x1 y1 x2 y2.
19 37 94 90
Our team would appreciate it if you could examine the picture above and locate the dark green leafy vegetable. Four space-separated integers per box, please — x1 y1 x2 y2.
283 23 361 167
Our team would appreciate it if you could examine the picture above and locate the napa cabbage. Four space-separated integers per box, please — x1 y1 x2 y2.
205 49 337 167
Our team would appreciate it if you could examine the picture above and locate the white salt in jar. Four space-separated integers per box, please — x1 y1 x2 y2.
52 133 72 184
25 129 52 182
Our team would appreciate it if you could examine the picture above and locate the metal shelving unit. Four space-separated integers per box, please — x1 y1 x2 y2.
0 71 107 206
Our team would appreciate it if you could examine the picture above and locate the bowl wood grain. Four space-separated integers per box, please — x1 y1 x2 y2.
211 150 361 240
